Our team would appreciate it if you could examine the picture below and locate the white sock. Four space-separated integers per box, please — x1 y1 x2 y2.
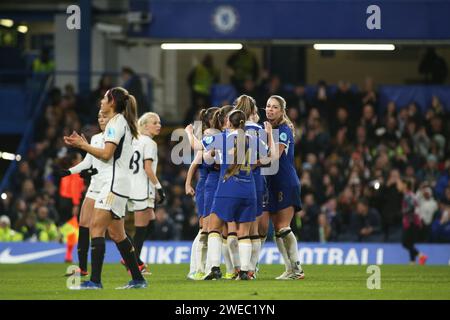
281 228 303 273
238 238 252 272
196 232 208 273
275 234 292 272
206 232 222 270
249 237 261 272
222 238 234 274
189 231 200 274
227 234 241 270
260 235 267 248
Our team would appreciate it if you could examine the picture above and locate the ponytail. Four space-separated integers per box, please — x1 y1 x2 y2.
107 87 139 139
234 94 257 120
124 94 139 139
224 110 248 180
224 132 248 181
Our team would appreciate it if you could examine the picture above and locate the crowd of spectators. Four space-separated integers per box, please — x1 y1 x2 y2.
1 64 450 244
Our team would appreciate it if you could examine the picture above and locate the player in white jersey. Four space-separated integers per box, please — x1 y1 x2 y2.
125 112 165 274
64 87 147 290
62 110 112 277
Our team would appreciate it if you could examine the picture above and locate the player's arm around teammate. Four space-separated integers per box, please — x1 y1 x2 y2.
64 87 147 289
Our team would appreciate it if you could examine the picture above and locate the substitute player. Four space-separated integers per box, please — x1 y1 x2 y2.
265 95 305 280
65 87 147 289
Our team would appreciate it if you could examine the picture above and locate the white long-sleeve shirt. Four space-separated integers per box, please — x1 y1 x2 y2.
416 190 438 225
69 132 112 192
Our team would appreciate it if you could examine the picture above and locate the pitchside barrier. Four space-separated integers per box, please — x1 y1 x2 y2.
0 242 449 265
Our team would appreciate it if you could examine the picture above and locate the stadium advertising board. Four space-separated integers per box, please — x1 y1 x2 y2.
1 242 449 265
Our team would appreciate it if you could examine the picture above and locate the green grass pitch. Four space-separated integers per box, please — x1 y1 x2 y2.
0 264 449 300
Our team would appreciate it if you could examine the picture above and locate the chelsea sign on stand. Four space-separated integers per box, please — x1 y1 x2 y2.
211 5 239 34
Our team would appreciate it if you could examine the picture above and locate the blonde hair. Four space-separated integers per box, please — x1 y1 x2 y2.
234 94 257 120
138 112 160 134
268 95 295 137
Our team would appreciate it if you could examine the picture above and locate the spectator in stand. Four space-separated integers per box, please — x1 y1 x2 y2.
35 206 59 242
418 47 448 84
298 193 320 242
350 198 382 242
377 169 404 242
32 47 55 73
17 214 38 241
185 54 220 125
416 184 438 241
312 80 331 123
121 66 147 116
401 180 428 264
226 46 259 92
0 215 23 242
149 207 178 241
416 154 440 187
286 84 310 121
435 163 450 201
360 104 379 146
333 80 357 122
360 77 378 111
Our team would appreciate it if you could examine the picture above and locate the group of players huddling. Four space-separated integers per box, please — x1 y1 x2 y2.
185 94 304 281
62 88 303 289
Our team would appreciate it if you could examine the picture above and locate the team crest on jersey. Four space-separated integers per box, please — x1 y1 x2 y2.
106 127 115 139
280 132 288 143
204 136 214 145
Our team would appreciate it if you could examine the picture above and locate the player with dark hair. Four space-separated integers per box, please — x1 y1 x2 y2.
64 87 147 289
185 107 219 280
62 110 112 277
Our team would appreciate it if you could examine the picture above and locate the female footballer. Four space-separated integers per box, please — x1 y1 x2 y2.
265 95 305 280
64 87 147 289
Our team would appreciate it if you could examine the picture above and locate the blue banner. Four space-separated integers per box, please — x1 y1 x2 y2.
1 241 449 265
130 0 450 40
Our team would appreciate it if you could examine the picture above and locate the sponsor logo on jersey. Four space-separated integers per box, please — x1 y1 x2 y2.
280 132 288 143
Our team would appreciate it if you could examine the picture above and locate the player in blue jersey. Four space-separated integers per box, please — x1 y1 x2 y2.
265 95 305 280
185 107 218 280
234 94 268 279
202 105 239 278
203 110 275 280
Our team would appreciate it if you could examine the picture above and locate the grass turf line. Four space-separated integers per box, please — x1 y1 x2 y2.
0 264 449 300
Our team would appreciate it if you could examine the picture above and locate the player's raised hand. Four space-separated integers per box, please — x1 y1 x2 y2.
64 132 86 148
264 121 273 134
